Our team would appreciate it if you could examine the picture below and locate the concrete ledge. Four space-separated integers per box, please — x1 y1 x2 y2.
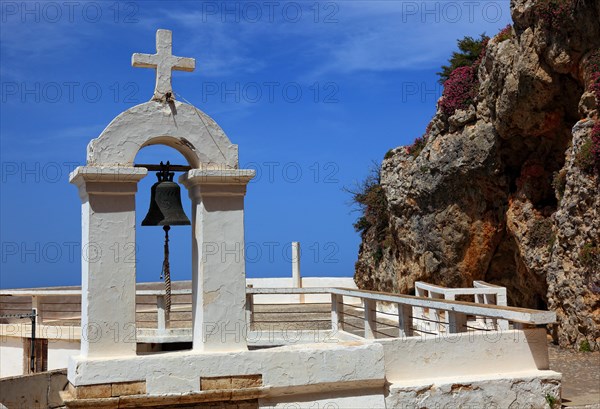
0 369 67 409
67 342 386 396
386 371 562 408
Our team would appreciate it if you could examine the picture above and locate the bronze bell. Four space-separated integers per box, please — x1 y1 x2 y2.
141 162 191 226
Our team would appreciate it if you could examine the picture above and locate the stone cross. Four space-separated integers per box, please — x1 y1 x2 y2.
132 29 195 101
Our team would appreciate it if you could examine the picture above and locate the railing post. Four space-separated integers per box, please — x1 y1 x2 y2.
444 293 455 332
157 295 169 333
246 292 254 330
429 291 444 334
496 289 509 331
483 293 497 329
447 310 467 334
363 299 376 339
474 281 509 331
331 293 343 332
398 303 413 338
475 293 487 328
414 283 427 332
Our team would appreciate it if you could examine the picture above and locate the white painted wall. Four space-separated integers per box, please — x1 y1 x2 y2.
1 337 81 378
47 339 80 371
0 337 22 378
378 328 551 382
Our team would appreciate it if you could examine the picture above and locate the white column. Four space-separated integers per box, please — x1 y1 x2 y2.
70 166 147 358
292 242 303 303
292 242 301 288
181 169 254 352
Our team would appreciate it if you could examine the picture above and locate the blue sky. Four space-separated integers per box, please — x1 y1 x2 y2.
0 1 511 289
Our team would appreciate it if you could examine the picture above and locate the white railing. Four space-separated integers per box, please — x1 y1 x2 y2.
414 281 509 332
247 287 555 339
0 288 193 333
2 285 555 341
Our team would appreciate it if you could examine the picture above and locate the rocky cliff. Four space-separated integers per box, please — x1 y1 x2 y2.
354 0 600 349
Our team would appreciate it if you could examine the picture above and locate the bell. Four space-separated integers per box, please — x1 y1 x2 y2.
142 162 191 226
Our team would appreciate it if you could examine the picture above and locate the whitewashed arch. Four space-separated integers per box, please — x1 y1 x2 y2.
86 100 239 168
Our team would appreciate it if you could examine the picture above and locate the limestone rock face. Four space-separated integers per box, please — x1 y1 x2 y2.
355 0 600 349
547 120 600 348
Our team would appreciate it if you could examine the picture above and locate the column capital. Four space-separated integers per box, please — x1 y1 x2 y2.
69 166 148 199
180 169 255 197
70 166 148 184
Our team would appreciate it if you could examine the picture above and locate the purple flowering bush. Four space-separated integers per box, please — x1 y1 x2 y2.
535 0 575 30
589 53 600 107
406 135 428 158
439 66 476 116
585 50 600 172
495 24 513 42
592 122 600 171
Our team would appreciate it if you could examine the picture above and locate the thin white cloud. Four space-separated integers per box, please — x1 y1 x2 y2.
0 124 104 161
307 1 511 75
0 12 108 81
160 0 511 79
147 9 267 78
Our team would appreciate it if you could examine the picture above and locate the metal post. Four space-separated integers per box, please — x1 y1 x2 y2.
30 309 36 372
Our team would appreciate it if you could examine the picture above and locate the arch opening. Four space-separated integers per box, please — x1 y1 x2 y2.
134 145 193 353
